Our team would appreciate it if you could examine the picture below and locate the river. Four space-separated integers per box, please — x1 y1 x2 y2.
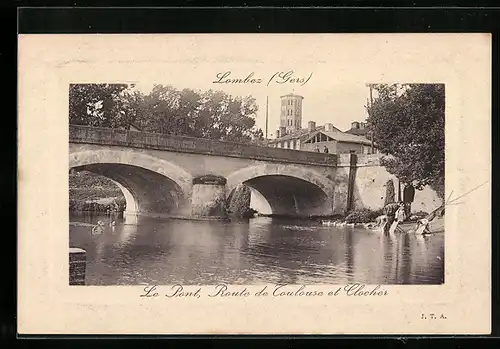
69 213 444 285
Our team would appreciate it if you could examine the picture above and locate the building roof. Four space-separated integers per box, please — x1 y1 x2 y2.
268 123 344 143
268 125 321 143
345 127 370 136
269 126 373 147
280 93 304 99
268 128 312 143
303 130 373 146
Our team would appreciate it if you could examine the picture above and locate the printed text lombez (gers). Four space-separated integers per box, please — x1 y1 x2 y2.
212 71 313 86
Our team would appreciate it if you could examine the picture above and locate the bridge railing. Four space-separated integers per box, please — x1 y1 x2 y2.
69 125 337 166
337 153 382 167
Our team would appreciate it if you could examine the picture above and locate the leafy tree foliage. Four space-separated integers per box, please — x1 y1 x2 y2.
69 84 131 127
133 85 263 143
69 83 264 144
367 84 445 198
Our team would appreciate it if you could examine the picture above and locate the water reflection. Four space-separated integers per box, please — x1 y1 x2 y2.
69 214 444 285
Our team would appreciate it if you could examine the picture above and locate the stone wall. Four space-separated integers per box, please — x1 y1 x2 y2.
191 183 227 218
301 141 367 155
333 154 442 214
352 155 443 214
333 166 350 214
300 140 338 154
69 248 86 285
336 142 364 154
353 165 399 210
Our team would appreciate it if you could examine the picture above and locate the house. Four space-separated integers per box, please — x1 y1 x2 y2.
267 120 378 154
301 128 376 154
267 121 339 150
345 121 370 136
266 93 377 154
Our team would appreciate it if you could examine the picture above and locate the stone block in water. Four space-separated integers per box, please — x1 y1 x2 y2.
69 247 86 285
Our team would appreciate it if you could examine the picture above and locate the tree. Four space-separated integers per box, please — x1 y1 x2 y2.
367 84 445 198
120 89 145 129
133 85 192 134
69 84 132 127
70 83 264 145
134 85 264 143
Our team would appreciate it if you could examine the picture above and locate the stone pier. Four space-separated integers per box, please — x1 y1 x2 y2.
69 247 86 285
191 175 228 219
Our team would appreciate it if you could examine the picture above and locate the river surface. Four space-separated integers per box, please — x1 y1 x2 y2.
69 213 444 285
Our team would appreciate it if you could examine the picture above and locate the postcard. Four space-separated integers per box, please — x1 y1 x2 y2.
18 33 491 334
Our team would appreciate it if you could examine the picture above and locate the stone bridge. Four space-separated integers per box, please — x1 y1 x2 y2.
69 125 441 219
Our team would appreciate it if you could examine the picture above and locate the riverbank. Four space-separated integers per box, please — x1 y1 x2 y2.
317 206 444 234
69 170 126 213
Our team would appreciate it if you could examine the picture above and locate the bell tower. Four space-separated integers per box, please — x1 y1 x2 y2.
280 93 304 134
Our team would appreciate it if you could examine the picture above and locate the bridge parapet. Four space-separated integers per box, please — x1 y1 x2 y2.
69 125 337 167
337 153 382 167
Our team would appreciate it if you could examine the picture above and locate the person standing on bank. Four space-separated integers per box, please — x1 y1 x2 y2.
403 183 415 218
323 145 329 153
315 145 320 152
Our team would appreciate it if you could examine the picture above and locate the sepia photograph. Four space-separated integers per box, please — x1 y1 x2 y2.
68 81 445 286
18 32 490 335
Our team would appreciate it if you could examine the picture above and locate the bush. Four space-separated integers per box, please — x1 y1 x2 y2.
413 210 429 218
69 197 126 213
69 170 127 213
228 185 251 217
371 208 385 218
345 208 382 224
69 170 124 201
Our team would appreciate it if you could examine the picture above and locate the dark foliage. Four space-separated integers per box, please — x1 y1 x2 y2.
367 84 445 198
69 83 264 144
345 208 384 223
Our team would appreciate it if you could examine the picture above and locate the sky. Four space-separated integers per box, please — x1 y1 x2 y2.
60 34 461 138
105 35 390 138
132 73 371 139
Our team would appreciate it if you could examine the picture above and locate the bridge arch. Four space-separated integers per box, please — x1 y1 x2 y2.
69 150 194 216
226 164 335 216
109 180 139 215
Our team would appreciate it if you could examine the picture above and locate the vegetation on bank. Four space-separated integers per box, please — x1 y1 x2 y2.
69 199 126 213
345 208 384 224
69 170 126 213
367 84 445 199
227 184 258 218
341 207 429 224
